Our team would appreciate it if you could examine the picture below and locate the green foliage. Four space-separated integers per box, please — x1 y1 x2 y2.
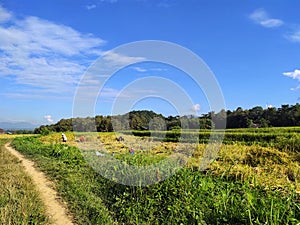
111 171 300 225
275 134 300 152
122 128 300 149
40 127 51 136
11 134 300 225
226 104 300 128
34 104 300 135
12 137 115 225
34 118 73 134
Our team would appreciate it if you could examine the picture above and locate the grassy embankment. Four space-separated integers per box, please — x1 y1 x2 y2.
11 128 300 224
0 136 48 225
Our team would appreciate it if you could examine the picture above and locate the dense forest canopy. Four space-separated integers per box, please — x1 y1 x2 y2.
34 104 300 134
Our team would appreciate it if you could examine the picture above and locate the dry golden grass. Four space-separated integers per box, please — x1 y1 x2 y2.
203 144 300 193
39 132 75 143
0 139 48 224
0 134 35 139
40 132 300 192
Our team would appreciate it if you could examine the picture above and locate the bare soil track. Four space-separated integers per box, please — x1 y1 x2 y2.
4 142 75 225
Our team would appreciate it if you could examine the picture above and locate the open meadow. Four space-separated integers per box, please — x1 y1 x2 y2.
4 127 300 224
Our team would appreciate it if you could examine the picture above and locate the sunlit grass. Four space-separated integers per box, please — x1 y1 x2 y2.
38 131 300 192
11 132 300 224
0 139 48 224
0 134 35 139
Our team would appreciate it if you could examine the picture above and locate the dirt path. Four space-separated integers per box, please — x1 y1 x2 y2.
4 142 75 225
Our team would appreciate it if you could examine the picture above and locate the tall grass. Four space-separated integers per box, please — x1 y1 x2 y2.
12 136 116 225
0 139 48 225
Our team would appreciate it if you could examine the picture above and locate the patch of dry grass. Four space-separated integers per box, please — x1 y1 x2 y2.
0 139 48 224
207 144 300 193
0 134 35 139
40 132 300 193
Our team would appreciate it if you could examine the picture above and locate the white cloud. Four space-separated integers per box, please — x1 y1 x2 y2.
283 69 300 91
249 8 283 28
150 68 167 72
131 67 168 73
76 85 158 103
0 6 12 23
13 16 105 56
133 66 147 72
283 69 300 80
192 104 200 112
0 7 105 96
73 52 146 94
102 51 145 66
86 4 97 10
266 104 273 109
44 115 54 123
100 0 118 3
291 85 300 91
260 19 283 28
286 31 300 42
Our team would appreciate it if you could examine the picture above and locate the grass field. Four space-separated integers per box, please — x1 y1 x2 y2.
0 137 48 225
9 128 300 224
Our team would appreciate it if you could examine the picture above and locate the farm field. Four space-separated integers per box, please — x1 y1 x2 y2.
7 127 300 224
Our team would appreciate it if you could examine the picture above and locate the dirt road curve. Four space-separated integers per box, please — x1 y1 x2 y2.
4 142 75 225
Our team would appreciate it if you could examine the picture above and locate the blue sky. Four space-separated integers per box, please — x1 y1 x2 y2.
0 0 300 126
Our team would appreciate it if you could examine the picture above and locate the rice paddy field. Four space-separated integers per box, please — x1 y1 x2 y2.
5 127 300 224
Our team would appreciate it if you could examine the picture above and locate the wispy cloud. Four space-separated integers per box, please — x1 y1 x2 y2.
151 68 167 72
133 66 147 72
85 0 118 10
249 8 300 44
101 87 157 101
76 85 158 103
283 69 300 91
249 8 283 28
0 5 12 22
291 85 300 91
0 6 105 97
102 51 145 66
86 4 97 10
3 88 72 100
131 66 168 73
285 30 300 43
100 0 118 3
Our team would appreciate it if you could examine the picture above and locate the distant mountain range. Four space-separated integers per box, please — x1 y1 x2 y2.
0 122 38 130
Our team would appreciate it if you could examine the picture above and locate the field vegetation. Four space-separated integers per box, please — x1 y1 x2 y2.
0 137 48 225
9 127 300 224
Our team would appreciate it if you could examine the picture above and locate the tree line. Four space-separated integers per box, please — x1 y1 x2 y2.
34 104 300 134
